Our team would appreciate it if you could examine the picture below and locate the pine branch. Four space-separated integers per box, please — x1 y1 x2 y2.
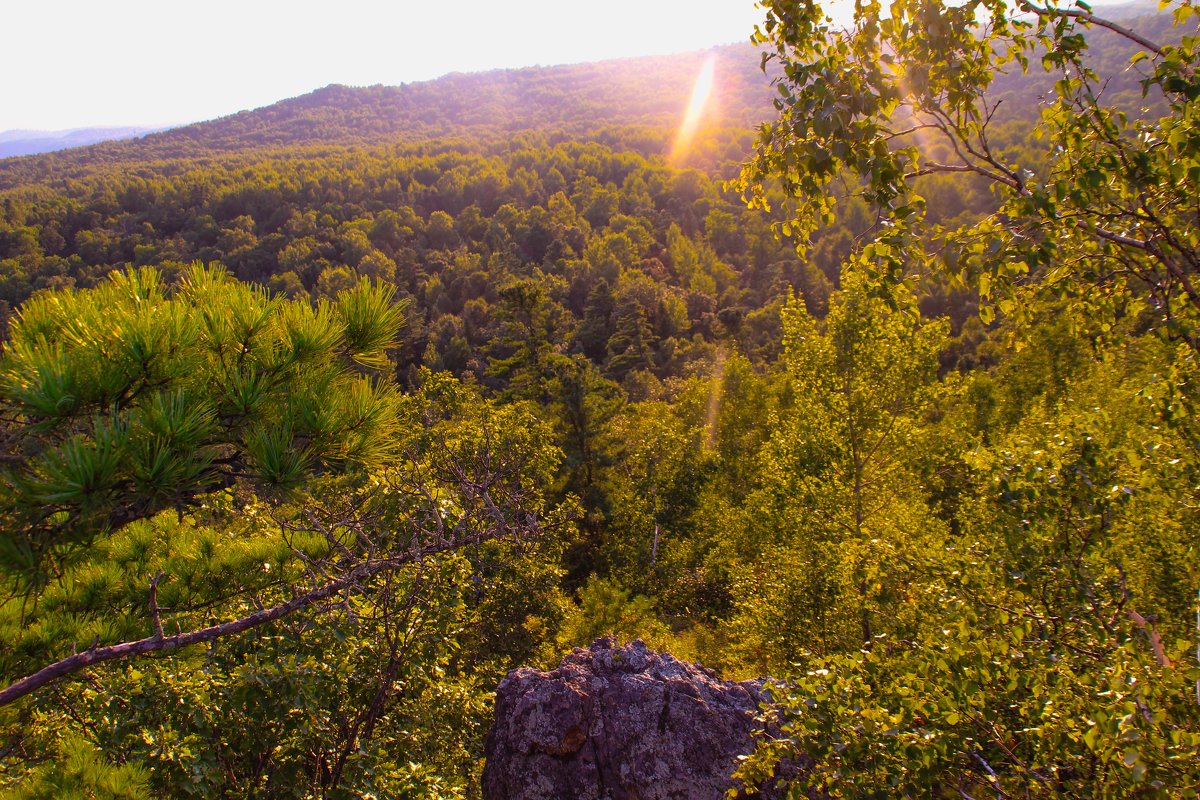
0 547 443 707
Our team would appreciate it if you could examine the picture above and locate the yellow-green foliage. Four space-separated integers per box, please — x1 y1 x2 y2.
553 576 671 655
0 265 404 576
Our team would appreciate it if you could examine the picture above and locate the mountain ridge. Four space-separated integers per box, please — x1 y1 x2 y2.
0 43 773 191
0 126 167 159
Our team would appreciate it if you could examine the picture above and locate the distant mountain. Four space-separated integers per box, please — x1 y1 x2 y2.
1092 0 1161 17
0 1 1179 193
0 44 774 190
0 126 166 159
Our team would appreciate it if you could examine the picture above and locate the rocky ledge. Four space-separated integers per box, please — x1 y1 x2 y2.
482 638 782 800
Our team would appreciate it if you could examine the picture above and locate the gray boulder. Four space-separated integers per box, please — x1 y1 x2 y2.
482 638 783 800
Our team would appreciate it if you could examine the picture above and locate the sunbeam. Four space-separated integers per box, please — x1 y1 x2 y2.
670 55 717 164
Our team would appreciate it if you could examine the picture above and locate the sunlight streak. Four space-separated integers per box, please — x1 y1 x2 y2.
704 345 727 451
670 56 717 164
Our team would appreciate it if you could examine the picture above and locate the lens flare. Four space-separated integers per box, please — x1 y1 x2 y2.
704 345 726 451
670 55 717 164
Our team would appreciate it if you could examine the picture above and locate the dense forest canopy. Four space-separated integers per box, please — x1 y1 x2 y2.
1 1 1199 797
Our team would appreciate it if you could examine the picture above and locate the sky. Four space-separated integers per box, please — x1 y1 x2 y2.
1 0 766 132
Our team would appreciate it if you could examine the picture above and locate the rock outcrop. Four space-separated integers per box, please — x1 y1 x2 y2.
482 638 781 800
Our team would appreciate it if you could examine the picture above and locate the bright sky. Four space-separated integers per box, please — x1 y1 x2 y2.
1 0 766 132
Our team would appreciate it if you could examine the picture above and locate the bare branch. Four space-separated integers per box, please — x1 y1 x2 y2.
1019 1 1193 76
0 545 443 708
1127 606 1172 667
148 571 165 641
909 161 1022 189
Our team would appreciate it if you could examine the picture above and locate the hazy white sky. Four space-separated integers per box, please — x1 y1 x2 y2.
1 0 766 131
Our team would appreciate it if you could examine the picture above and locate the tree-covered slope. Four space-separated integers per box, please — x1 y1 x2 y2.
0 43 774 191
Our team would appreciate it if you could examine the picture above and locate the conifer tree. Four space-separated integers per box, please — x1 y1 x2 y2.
0 264 405 585
605 294 656 381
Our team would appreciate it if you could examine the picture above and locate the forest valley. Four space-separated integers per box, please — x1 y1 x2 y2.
0 0 1199 797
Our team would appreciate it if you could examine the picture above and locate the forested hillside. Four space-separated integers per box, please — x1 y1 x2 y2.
1 2 1198 797
0 44 772 190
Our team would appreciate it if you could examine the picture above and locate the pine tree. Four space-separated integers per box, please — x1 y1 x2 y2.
605 294 656 382
575 278 615 364
0 264 405 581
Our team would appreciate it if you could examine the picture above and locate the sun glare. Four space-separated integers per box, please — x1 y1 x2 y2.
704 345 727 450
670 55 717 164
